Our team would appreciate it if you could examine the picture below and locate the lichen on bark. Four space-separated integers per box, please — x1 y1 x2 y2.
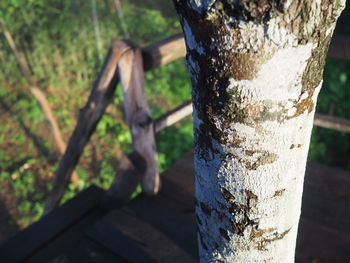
174 0 345 262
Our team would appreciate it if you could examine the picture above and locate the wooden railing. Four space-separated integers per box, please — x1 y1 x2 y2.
44 33 350 214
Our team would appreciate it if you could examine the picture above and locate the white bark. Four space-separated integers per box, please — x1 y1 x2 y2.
173 0 346 262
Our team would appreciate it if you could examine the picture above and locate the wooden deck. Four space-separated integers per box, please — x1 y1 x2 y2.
1 150 350 263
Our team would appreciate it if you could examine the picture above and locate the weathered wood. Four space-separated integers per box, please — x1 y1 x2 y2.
44 41 131 214
158 149 195 208
314 113 350 133
98 152 350 263
92 151 197 262
24 209 110 263
101 152 146 210
103 105 194 207
88 205 197 263
90 176 197 262
142 33 186 71
87 213 163 263
118 46 159 195
0 186 104 263
154 100 192 133
68 238 126 263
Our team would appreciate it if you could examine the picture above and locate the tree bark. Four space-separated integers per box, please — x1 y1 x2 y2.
173 1 345 262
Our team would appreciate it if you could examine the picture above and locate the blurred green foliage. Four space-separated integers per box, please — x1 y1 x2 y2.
0 0 349 229
0 0 191 227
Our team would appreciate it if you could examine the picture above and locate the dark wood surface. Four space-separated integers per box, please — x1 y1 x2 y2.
296 163 350 263
0 185 106 263
89 150 350 263
1 150 350 262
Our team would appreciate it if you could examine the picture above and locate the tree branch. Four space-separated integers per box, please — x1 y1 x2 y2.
0 18 79 185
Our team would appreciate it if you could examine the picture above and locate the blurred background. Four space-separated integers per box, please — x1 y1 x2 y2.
0 0 349 243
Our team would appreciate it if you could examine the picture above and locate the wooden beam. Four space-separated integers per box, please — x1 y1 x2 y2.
118 45 160 195
314 113 350 133
0 186 104 263
142 34 186 71
44 41 131 215
154 100 192 133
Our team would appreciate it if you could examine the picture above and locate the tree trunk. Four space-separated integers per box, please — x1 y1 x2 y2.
173 1 345 262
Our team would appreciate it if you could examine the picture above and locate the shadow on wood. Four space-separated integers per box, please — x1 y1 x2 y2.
1 150 350 262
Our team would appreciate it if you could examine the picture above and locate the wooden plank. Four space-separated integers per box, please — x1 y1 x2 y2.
301 163 350 234
44 41 131 214
118 46 159 195
154 100 192 133
89 188 197 263
121 195 197 257
105 45 160 207
305 162 350 194
24 208 124 263
104 116 194 208
24 208 102 263
107 152 349 263
86 213 160 263
160 150 195 208
314 113 350 133
101 152 146 210
0 186 105 263
68 238 128 263
296 217 350 263
99 152 196 261
162 149 195 194
142 34 186 71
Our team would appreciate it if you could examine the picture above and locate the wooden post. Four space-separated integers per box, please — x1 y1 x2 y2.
142 34 186 71
44 41 131 214
118 44 160 195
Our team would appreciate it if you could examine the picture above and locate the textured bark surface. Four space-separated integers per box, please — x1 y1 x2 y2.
173 1 345 262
